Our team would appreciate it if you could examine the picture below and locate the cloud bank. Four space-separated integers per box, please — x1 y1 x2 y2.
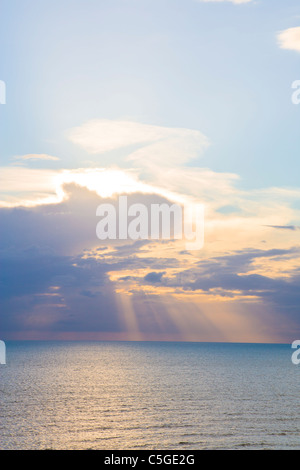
1 119 300 342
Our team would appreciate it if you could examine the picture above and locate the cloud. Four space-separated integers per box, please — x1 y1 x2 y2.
67 119 209 166
0 166 183 208
0 167 61 207
2 119 300 267
265 225 300 231
144 272 165 284
1 183 300 342
195 0 252 4
13 154 60 162
0 252 121 335
278 27 300 53
2 118 300 342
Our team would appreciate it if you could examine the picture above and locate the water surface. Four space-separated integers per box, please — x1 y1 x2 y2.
0 341 299 450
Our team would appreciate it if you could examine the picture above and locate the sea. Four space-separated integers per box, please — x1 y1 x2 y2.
0 341 299 450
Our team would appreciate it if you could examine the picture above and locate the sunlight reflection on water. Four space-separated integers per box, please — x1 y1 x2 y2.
0 341 299 450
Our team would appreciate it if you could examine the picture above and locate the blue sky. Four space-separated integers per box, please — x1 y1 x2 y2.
1 0 299 187
0 0 300 342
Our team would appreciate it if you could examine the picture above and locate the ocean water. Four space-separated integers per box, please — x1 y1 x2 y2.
0 341 299 450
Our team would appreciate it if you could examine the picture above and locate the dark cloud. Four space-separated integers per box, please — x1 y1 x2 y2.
265 225 300 231
144 271 165 284
163 247 300 327
0 186 182 337
1 184 300 341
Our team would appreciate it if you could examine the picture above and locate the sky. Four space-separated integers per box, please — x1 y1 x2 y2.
0 0 300 343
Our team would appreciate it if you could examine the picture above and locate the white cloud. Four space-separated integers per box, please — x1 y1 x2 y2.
67 119 209 167
0 166 186 208
278 27 300 53
2 119 300 258
195 0 252 4
0 167 60 206
13 153 60 162
67 120 172 153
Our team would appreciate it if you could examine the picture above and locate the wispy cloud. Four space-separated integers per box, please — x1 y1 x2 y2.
265 225 300 231
67 119 209 166
195 0 253 4
278 27 300 53
13 154 60 162
0 167 62 207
